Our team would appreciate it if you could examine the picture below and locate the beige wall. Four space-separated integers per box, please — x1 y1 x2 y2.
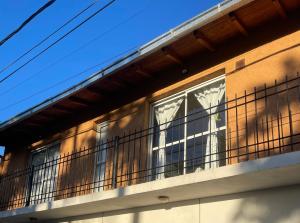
53 185 300 223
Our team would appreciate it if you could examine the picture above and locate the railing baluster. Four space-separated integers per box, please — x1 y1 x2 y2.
285 76 294 151
130 129 137 185
226 97 230 165
112 136 119 189
275 80 282 154
254 87 259 158
244 90 249 160
235 94 240 163
209 103 212 168
264 84 270 156
171 118 174 176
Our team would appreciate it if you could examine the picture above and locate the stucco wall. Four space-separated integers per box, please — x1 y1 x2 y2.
52 185 300 223
43 28 300 160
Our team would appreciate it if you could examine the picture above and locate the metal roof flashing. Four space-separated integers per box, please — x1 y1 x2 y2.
0 0 254 132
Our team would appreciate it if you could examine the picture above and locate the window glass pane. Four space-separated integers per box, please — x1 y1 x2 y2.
32 151 46 166
152 98 185 147
152 118 159 148
187 92 209 136
216 95 226 129
217 129 226 166
165 102 185 144
165 143 184 178
152 143 184 179
46 144 60 162
186 135 207 173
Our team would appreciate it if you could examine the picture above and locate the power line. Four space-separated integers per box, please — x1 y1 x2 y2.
0 0 100 75
0 0 56 47
0 8 146 97
0 0 116 85
0 44 140 112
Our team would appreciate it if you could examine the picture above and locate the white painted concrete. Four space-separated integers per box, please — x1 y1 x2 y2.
54 185 300 223
1 151 300 223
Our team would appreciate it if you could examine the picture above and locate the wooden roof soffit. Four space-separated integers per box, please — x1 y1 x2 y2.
36 113 52 120
86 86 109 97
104 78 127 89
193 30 215 52
69 96 95 107
23 121 43 127
228 12 248 36
272 0 287 19
52 104 73 113
130 64 152 78
161 46 185 66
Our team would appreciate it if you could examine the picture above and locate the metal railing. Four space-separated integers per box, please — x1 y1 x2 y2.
1 75 300 211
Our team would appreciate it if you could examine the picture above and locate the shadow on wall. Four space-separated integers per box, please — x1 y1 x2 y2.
227 55 300 165
230 185 300 223
227 56 300 223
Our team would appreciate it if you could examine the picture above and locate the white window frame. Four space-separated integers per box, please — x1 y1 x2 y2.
148 75 226 175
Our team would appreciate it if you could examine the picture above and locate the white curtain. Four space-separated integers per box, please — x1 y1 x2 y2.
154 98 184 179
194 81 225 169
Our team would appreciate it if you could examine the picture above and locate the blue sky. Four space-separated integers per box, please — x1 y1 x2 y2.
0 0 221 155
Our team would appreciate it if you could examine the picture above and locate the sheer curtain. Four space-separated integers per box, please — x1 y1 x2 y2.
194 81 225 169
154 98 184 179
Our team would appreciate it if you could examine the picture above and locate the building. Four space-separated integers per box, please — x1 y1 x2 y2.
0 0 300 222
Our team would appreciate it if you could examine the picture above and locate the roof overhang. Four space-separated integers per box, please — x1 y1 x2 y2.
0 0 299 146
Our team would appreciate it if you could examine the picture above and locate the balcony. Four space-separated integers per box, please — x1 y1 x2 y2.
1 76 300 215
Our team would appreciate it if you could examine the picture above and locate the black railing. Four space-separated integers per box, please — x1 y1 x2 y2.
1 75 300 211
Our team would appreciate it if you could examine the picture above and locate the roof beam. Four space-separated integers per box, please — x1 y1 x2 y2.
23 121 43 127
105 79 127 89
272 0 287 19
69 96 94 107
161 47 184 65
86 86 108 97
130 64 152 78
229 12 248 36
52 104 72 113
86 86 111 97
35 113 53 121
193 30 215 52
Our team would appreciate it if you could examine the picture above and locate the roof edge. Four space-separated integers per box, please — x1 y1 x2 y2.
0 0 255 131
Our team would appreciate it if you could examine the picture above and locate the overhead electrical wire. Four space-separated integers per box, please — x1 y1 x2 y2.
0 0 56 47
0 0 151 113
0 0 100 75
0 0 116 85
0 7 147 97
0 44 140 112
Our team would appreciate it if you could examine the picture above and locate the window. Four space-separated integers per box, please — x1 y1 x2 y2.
94 121 109 192
151 76 226 179
30 143 60 204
